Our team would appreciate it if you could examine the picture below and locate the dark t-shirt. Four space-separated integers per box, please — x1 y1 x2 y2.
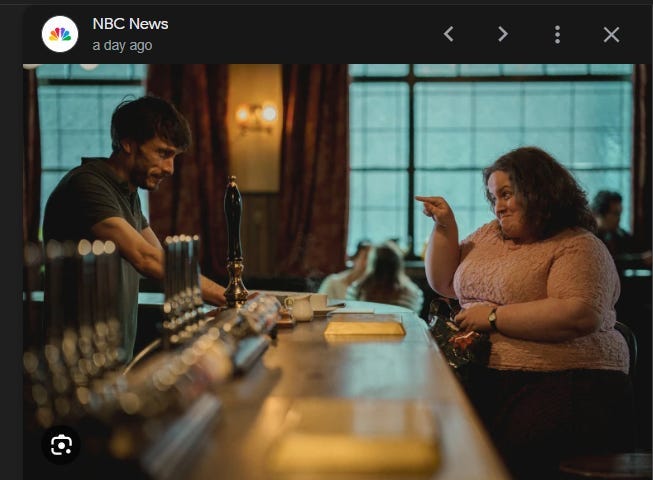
42 157 149 362
597 227 650 272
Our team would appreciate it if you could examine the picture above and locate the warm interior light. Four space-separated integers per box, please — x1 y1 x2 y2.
261 104 278 123
234 102 278 134
235 104 251 126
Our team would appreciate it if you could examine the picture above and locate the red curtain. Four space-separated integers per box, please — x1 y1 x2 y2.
22 69 41 245
276 64 350 277
146 64 230 278
632 64 652 249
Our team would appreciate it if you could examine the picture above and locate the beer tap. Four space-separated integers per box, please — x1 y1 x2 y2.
190 235 206 329
223 176 248 307
23 242 54 429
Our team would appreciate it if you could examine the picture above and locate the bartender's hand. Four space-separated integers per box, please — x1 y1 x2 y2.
200 275 227 306
454 305 495 333
415 196 456 228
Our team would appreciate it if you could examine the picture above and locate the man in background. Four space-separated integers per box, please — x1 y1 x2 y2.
591 190 652 273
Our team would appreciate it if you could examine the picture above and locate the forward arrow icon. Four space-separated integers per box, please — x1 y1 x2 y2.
498 26 508 42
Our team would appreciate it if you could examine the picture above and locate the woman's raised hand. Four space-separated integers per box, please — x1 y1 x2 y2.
415 196 456 227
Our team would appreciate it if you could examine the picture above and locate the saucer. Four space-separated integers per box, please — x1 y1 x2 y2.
313 306 338 317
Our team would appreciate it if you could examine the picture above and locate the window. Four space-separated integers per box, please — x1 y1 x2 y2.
348 64 634 258
36 64 146 239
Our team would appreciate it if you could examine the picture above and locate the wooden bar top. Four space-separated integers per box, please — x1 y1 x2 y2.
184 297 511 480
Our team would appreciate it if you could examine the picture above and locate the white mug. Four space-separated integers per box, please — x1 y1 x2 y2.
309 293 328 310
284 294 313 322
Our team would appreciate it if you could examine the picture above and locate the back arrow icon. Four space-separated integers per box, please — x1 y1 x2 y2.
498 26 508 42
444 26 454 42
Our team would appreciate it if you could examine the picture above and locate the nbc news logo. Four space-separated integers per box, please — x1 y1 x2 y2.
42 16 78 52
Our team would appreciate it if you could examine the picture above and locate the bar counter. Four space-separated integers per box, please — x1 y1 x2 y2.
179 297 511 480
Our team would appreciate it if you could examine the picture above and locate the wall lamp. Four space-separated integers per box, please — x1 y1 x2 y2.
235 102 278 135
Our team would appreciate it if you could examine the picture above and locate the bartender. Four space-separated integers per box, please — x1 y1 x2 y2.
42 95 227 362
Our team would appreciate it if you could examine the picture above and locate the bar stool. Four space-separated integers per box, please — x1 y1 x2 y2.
558 321 651 480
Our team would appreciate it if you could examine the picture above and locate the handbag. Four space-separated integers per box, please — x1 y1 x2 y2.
427 297 491 384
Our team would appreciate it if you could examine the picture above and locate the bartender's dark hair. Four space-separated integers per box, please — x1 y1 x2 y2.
483 146 597 239
110 95 192 153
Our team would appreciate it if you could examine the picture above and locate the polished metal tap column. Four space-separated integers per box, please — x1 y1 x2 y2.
224 176 248 307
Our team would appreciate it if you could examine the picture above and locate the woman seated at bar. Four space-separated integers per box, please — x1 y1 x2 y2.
346 240 423 315
416 146 633 480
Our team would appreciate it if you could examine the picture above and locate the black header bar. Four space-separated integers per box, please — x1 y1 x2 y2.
23 5 652 63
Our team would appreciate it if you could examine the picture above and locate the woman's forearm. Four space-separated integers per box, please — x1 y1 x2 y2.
457 297 602 342
424 223 460 298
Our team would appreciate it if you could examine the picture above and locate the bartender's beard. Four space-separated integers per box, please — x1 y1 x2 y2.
133 167 167 191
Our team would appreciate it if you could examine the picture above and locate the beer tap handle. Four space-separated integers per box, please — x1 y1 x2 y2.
223 176 248 307
225 176 243 261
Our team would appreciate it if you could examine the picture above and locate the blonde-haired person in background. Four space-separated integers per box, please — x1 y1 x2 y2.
318 240 372 300
346 240 423 315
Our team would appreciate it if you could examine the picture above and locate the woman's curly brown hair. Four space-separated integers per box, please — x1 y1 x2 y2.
483 146 597 240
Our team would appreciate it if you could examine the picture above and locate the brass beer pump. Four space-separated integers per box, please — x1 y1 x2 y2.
224 176 249 307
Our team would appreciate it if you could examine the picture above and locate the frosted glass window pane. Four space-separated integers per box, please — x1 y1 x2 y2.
349 64 409 77
415 171 482 210
414 64 457 76
475 131 523 167
524 83 573 128
415 84 472 128
521 131 572 164
574 82 631 128
37 93 59 129
502 64 545 75
40 131 59 169
350 131 408 169
60 132 105 164
573 130 630 168
348 208 408 252
36 64 145 80
349 172 366 208
589 64 633 75
460 64 501 76
139 191 149 222
350 83 408 130
475 83 522 128
546 64 590 75
36 64 68 78
360 172 407 208
415 131 472 168
347 208 366 255
69 64 145 80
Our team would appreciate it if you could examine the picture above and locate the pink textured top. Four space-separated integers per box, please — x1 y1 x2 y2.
453 220 628 373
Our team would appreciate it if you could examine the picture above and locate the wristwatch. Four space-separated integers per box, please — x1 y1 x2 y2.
488 307 499 332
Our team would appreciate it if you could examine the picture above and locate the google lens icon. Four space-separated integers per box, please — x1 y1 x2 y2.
42 16 78 53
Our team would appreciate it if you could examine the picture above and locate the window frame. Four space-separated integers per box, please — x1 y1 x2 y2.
349 64 634 259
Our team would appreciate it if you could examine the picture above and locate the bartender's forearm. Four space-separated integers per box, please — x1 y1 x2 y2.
200 275 227 306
